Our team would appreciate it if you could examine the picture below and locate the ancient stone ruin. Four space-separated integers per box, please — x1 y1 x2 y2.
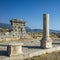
41 14 52 48
0 19 31 42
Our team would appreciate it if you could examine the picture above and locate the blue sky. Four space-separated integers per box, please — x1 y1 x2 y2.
0 0 60 30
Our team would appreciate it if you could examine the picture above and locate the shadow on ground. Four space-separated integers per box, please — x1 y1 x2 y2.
0 50 7 56
23 46 41 49
0 45 7 56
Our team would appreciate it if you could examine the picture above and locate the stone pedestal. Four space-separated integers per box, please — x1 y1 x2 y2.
41 37 52 48
7 43 23 56
41 14 52 48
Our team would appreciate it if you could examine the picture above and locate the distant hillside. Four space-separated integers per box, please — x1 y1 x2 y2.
0 23 60 33
26 29 42 32
0 23 12 30
26 28 60 33
50 29 60 33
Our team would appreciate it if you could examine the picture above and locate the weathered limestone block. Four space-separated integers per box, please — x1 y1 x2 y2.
7 43 23 56
6 38 11 41
41 37 52 48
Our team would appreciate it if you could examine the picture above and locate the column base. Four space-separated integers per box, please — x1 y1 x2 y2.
40 37 52 49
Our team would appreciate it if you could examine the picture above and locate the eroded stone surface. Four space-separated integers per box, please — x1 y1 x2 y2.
7 43 23 56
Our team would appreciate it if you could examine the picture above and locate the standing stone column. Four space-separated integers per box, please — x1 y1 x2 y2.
41 14 52 48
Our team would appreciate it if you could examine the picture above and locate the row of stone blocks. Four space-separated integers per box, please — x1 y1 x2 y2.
3 43 60 60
